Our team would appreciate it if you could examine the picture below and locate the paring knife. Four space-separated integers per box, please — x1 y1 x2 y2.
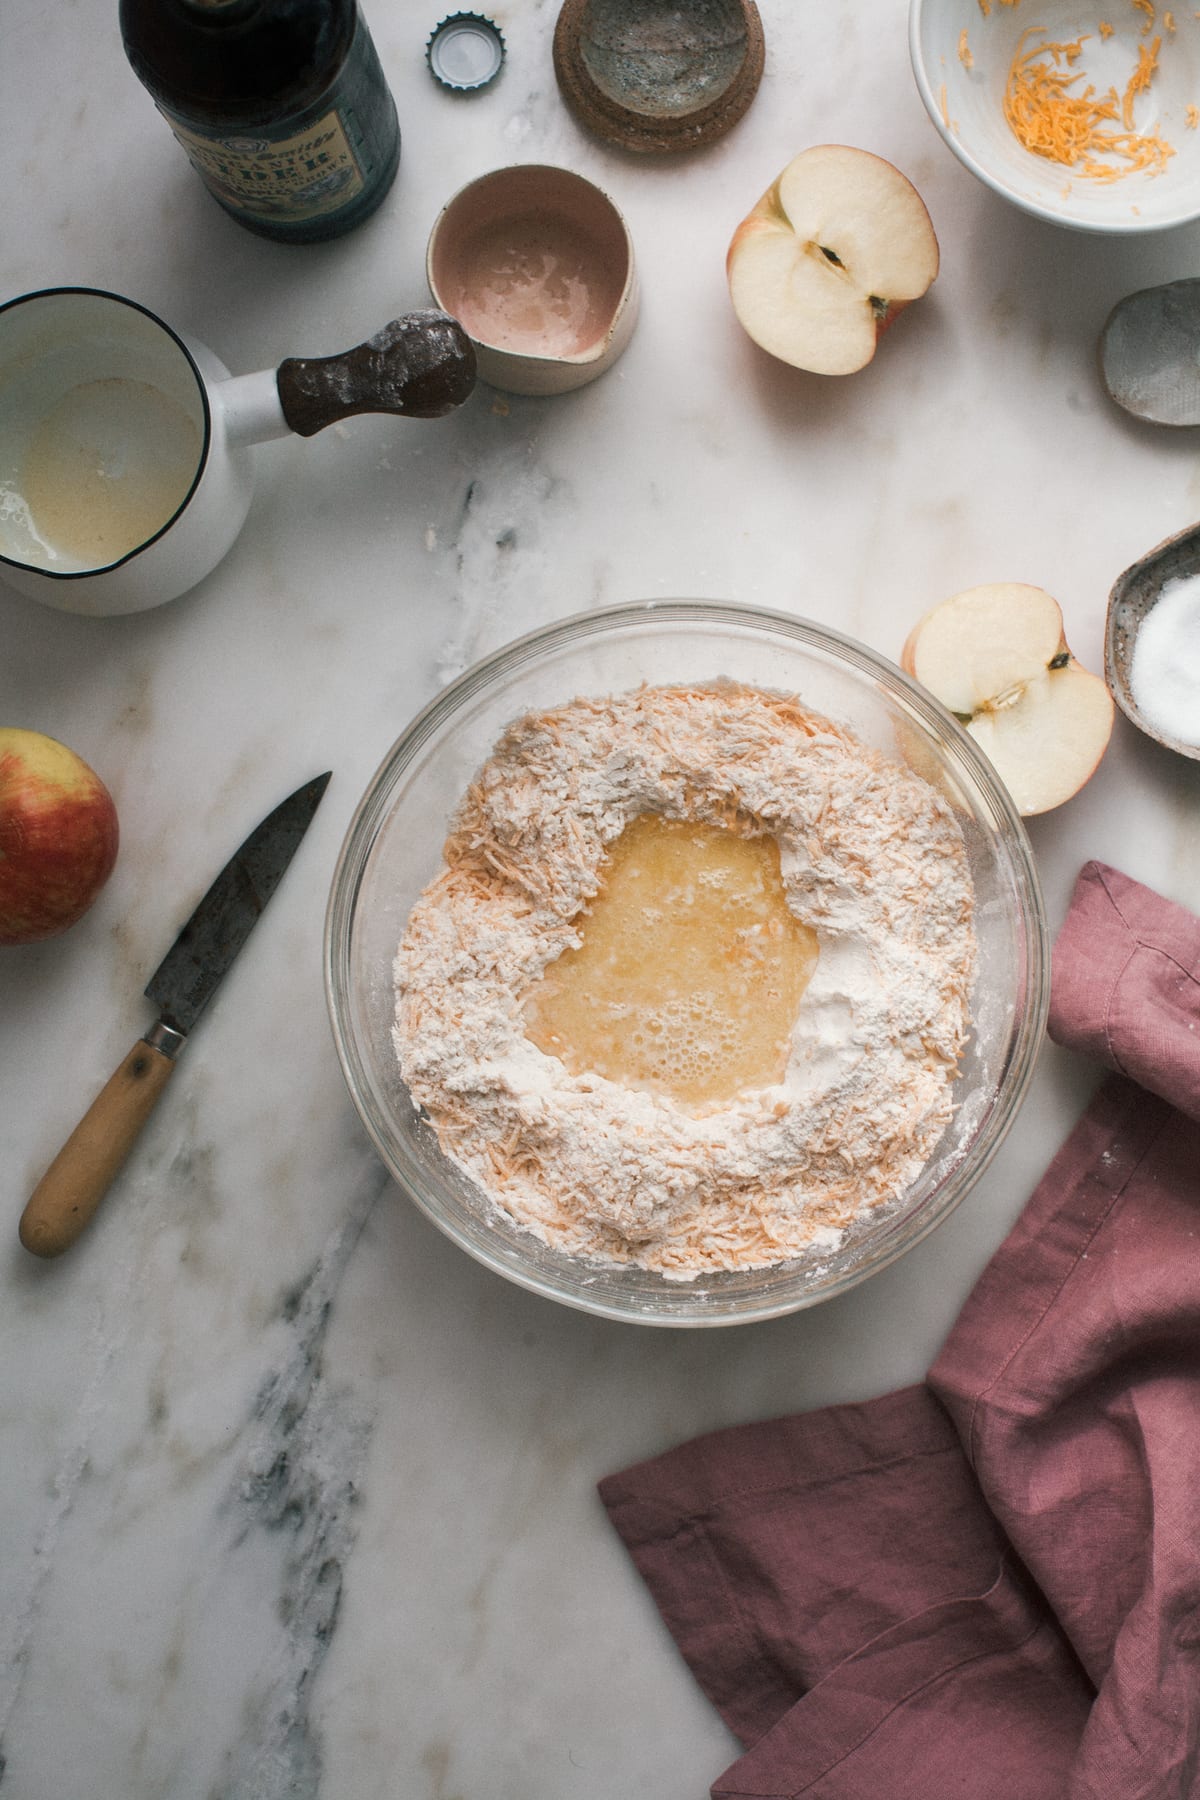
19 771 331 1259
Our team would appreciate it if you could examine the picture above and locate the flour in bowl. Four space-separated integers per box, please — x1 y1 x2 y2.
393 683 976 1277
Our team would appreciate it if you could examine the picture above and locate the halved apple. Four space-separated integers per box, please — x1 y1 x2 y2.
726 145 939 376
901 584 1114 816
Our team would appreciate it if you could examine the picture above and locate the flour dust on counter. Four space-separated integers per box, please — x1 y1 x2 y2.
429 431 575 689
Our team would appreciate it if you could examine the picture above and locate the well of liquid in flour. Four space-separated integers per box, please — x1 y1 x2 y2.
523 815 819 1108
22 377 202 567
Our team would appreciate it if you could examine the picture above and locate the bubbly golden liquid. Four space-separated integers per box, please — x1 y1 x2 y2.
22 378 201 567
523 815 819 1108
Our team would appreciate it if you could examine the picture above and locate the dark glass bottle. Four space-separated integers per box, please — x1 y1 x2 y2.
119 0 400 243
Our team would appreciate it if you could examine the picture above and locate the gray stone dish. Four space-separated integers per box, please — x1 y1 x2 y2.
1106 522 1200 763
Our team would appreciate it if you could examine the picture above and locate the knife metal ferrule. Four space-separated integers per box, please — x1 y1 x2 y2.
143 1020 187 1060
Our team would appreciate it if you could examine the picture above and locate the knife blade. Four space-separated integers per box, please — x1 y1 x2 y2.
19 771 331 1259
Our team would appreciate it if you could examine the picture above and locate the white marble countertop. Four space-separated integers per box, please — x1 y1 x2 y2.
3 3 1200 1795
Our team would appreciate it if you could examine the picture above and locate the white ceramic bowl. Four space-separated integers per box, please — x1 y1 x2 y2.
910 0 1200 232
426 165 638 396
325 601 1049 1328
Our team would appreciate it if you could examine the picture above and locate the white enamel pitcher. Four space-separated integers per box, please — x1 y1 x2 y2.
0 286 476 615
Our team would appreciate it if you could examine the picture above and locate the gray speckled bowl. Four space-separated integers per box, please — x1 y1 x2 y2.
1106 523 1200 763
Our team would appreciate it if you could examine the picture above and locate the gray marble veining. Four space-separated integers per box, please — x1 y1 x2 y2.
4 1 1200 1794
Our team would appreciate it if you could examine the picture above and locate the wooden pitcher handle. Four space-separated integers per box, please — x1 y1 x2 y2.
276 310 476 436
19 1039 176 1258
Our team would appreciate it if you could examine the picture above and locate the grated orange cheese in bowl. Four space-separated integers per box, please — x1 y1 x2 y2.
1003 26 1175 177
912 0 1200 229
1123 33 1163 123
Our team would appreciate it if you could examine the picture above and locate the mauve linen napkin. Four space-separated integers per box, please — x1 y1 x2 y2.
599 861 1200 1799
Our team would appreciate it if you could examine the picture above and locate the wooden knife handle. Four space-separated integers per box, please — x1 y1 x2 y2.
19 1040 176 1258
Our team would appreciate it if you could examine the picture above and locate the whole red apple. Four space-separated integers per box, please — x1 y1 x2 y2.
0 728 119 944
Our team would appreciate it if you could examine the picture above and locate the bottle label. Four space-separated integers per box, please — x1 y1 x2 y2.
166 109 366 223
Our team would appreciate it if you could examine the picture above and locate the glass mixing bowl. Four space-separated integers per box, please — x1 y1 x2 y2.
325 601 1049 1326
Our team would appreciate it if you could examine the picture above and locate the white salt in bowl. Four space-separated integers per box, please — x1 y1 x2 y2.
910 0 1200 232
1106 521 1200 760
325 601 1048 1327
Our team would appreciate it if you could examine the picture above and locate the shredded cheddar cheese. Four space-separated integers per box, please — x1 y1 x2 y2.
940 79 950 124
1164 9 1176 27
1188 102 1200 125
959 27 975 64
1003 26 1175 178
1132 0 1156 29
1099 19 1115 34
1123 35 1162 125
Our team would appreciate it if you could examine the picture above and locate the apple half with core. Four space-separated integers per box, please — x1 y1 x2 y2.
726 145 940 376
901 584 1115 816
0 728 119 944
